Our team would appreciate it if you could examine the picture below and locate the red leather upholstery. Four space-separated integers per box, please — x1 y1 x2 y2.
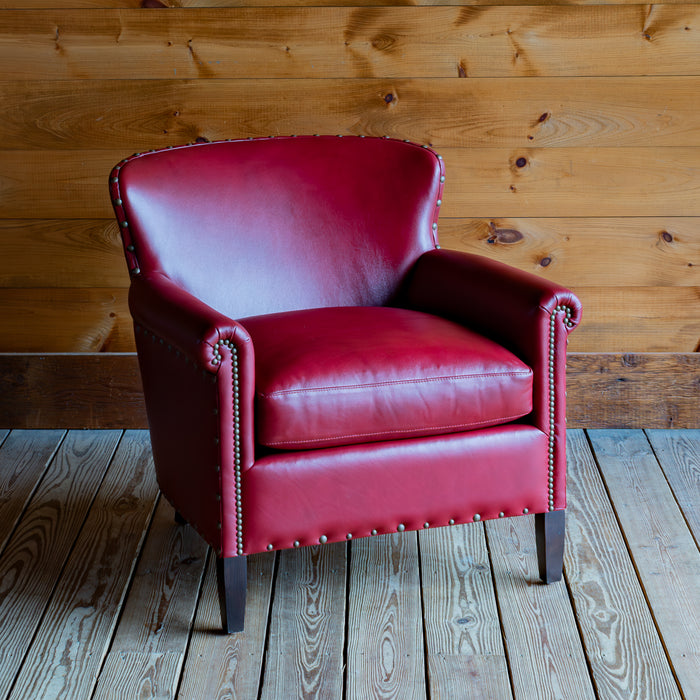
109 136 581 571
242 306 533 449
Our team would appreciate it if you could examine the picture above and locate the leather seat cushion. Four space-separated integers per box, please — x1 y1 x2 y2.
240 306 533 450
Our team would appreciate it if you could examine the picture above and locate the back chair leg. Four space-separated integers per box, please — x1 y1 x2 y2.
217 556 247 634
535 510 566 584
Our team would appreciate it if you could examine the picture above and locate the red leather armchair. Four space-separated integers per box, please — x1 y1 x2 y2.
110 136 581 633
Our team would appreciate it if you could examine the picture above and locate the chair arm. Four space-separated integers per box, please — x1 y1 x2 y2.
128 271 253 370
403 249 582 362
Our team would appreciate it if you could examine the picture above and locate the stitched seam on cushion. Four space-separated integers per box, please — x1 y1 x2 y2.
258 370 533 399
263 411 529 446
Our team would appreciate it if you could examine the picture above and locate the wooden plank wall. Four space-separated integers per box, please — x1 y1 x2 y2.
0 0 698 426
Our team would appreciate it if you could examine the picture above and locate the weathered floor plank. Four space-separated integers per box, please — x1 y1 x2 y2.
565 430 681 700
92 498 209 700
0 429 65 553
0 430 697 699
347 532 425 700
8 430 159 700
177 551 275 700
646 429 700 545
0 430 121 697
588 430 700 700
420 522 512 700
261 543 346 700
485 515 596 700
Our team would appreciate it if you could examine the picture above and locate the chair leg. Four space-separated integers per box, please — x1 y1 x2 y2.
535 510 566 584
216 555 247 634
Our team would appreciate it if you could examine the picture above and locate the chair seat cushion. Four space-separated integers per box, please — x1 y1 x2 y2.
241 306 533 450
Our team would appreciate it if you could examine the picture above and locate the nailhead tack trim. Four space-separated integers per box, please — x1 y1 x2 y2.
548 305 574 511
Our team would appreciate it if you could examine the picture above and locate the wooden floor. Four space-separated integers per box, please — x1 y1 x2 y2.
0 429 698 699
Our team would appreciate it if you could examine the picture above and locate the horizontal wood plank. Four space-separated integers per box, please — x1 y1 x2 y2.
0 288 133 352
440 217 700 288
566 353 700 429
4 77 700 150
2 352 698 430
0 353 147 429
567 286 700 353
3 148 699 219
0 219 125 288
3 284 698 353
3 216 699 291
1 8 699 80
589 430 700 699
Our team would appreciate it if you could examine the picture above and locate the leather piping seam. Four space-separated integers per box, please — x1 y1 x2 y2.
258 370 532 398
262 410 530 447
548 305 573 512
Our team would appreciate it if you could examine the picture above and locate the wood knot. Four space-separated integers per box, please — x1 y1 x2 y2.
487 222 524 244
660 230 673 243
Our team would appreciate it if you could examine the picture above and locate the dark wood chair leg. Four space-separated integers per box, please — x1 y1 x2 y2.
535 510 566 584
216 555 247 634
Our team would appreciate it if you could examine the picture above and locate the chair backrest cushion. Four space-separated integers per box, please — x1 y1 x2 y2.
111 136 444 319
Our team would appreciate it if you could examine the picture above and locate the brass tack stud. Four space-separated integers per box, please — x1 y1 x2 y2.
319 535 328 544
448 519 455 525
293 540 300 548
266 544 273 551
371 529 378 536
473 514 481 522
499 512 505 518
346 533 353 540
397 523 405 532
523 508 529 514
423 522 430 529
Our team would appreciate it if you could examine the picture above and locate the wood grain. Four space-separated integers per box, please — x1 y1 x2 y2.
0 430 122 697
485 515 596 700
440 217 700 288
178 552 275 699
0 288 133 352
0 353 146 429
588 430 700 699
3 148 699 219
347 532 425 700
0 429 64 553
178 554 275 700
261 543 346 699
564 430 681 699
0 219 125 288
8 430 159 700
566 353 700 429
646 429 700 545
419 523 512 699
567 286 700 353
4 78 700 150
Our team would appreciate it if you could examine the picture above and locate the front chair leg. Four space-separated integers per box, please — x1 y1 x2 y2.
216 555 247 634
535 510 566 584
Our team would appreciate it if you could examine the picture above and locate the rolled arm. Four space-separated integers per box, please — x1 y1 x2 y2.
128 271 253 369
128 271 255 557
403 249 582 513
403 249 582 357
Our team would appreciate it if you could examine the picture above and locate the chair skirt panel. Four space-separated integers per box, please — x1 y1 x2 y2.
238 424 551 557
242 306 534 450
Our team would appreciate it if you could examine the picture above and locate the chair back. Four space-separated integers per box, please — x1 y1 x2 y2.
111 136 444 319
